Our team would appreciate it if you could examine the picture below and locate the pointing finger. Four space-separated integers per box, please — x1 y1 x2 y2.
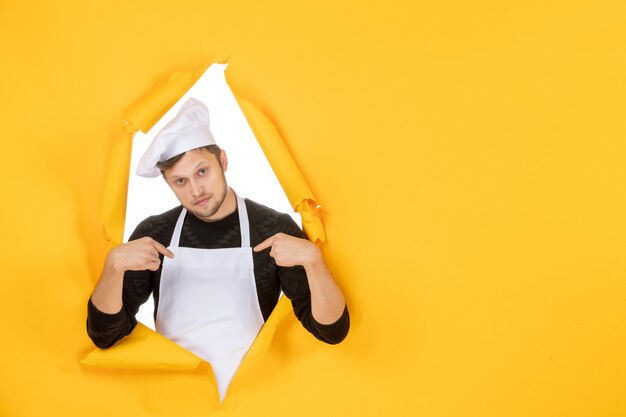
253 235 276 252
152 239 175 259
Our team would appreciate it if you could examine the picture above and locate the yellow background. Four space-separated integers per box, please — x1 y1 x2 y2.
1 1 625 416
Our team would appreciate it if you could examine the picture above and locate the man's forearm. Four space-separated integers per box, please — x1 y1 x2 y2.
90 263 125 314
303 255 347 325
86 264 133 349
253 232 348 326
90 236 168 313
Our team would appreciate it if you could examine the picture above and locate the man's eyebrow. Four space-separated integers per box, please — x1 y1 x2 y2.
168 161 208 179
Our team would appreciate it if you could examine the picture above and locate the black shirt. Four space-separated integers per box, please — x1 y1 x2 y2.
86 198 349 348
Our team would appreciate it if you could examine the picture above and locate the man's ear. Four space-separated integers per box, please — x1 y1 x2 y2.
220 150 228 172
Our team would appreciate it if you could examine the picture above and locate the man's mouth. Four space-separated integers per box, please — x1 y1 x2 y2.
193 197 210 205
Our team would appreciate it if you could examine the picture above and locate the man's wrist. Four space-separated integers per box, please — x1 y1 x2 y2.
104 253 126 277
302 245 326 274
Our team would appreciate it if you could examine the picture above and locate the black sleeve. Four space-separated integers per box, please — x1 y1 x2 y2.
86 219 157 349
275 213 350 345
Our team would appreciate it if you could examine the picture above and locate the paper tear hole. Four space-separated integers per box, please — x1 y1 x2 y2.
123 64 301 330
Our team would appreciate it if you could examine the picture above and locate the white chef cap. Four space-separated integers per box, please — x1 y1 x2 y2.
136 98 217 178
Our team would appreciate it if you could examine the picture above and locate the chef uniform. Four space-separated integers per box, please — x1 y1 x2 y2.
136 98 263 401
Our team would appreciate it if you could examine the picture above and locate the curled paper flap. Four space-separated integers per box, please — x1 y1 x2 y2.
235 96 326 242
236 296 292 373
79 323 207 371
98 134 132 244
124 64 212 134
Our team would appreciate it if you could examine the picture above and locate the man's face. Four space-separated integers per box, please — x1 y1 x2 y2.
163 148 229 221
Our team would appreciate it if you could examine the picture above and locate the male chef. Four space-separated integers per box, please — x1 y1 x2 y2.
86 98 349 400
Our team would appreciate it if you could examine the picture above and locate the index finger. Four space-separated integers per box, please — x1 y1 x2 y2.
253 235 276 252
152 239 175 259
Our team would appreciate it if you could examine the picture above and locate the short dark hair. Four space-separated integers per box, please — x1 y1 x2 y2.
156 145 222 176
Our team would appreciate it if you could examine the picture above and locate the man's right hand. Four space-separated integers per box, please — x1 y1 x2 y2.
105 237 175 273
91 237 174 315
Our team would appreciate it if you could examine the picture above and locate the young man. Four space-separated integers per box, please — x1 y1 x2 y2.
86 98 349 400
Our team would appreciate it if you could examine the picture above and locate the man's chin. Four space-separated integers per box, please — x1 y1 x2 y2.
187 204 221 221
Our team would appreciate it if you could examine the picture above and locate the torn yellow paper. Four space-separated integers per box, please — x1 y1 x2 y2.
2 1 626 416
98 134 132 245
124 65 212 135
236 97 326 243
81 62 326 398
80 323 207 371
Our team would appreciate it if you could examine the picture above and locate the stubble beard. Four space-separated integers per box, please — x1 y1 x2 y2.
189 177 229 222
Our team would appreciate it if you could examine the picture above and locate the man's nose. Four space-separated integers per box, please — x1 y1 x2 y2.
190 179 203 197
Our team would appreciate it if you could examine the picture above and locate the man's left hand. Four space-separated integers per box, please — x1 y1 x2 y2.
253 233 321 268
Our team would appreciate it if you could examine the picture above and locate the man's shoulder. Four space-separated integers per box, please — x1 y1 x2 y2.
244 198 284 220
244 198 305 239
128 205 183 241
150 205 185 221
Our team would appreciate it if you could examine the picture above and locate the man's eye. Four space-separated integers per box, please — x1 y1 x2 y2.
176 178 185 185
198 168 207 175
